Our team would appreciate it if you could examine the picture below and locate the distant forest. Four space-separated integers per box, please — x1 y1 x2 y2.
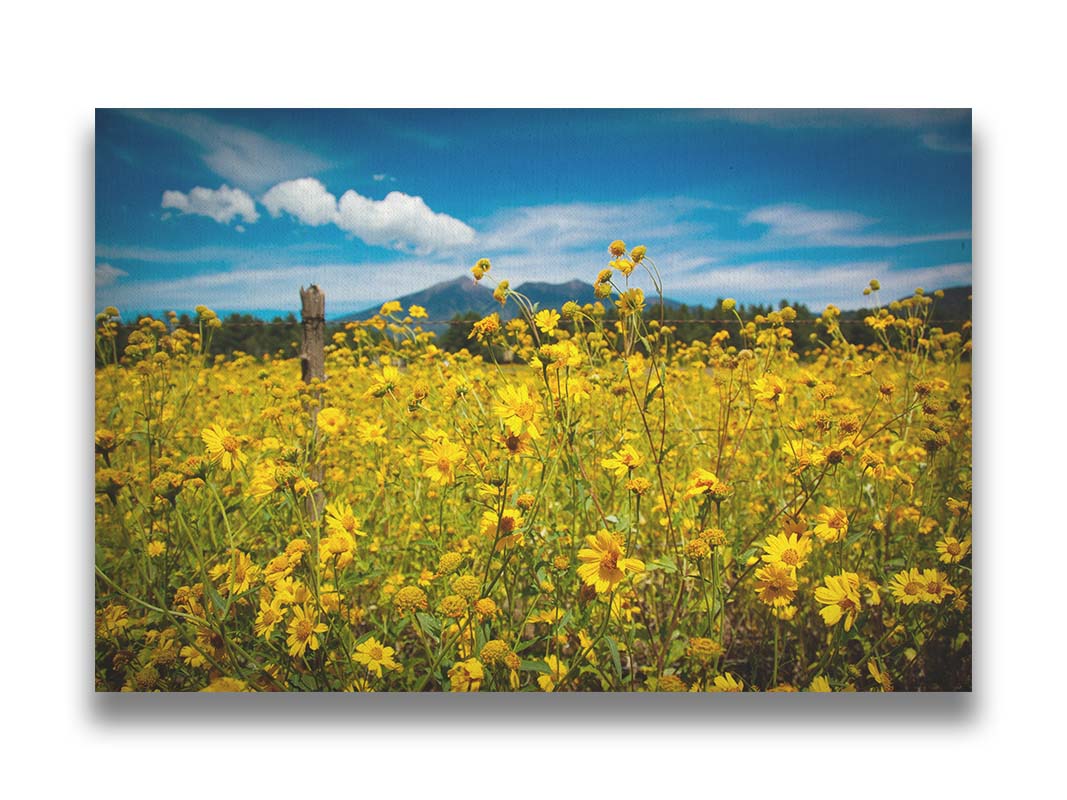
97 287 971 365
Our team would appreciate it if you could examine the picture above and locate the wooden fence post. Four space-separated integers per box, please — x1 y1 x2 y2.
300 285 326 384
300 285 326 520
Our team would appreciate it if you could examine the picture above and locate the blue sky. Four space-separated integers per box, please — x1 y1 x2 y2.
95 109 971 318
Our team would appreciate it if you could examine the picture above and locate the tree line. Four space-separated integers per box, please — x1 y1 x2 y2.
98 289 970 366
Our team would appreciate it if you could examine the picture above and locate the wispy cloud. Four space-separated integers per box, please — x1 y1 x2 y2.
699 109 969 130
95 263 128 288
476 197 728 253
98 262 463 313
743 203 971 248
123 110 331 191
745 203 871 239
920 131 972 154
692 109 970 153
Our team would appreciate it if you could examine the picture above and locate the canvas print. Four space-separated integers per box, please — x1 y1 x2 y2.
94 109 972 692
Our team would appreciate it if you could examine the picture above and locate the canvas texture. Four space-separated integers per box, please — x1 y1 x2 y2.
94 109 972 692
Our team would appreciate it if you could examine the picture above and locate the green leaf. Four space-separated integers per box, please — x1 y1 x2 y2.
513 638 540 654
643 382 662 411
647 556 678 574
520 660 552 674
666 636 687 666
203 580 225 614
415 612 441 639
605 636 622 680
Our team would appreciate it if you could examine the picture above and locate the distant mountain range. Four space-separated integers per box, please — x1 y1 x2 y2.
337 276 683 324
336 275 971 326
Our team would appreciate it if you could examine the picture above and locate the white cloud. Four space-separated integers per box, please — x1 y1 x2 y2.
161 184 259 225
262 178 339 227
744 203 970 248
745 203 871 239
372 173 396 182
336 189 476 253
258 178 475 254
95 263 128 287
476 197 726 253
123 110 330 191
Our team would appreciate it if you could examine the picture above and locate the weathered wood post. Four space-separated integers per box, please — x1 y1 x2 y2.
300 285 326 520
300 285 326 384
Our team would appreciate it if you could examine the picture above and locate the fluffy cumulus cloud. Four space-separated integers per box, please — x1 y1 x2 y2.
336 189 475 253
262 178 339 227
161 185 260 225
95 263 128 287
260 178 475 254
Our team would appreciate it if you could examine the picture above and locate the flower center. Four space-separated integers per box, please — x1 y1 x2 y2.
600 551 619 571
222 435 239 453
295 619 313 640
947 542 961 555
905 581 922 596
782 549 798 566
369 646 384 661
437 458 451 473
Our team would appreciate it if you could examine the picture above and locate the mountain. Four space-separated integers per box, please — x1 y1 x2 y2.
337 276 499 323
924 285 972 322
338 276 598 324
512 279 600 310
337 275 683 324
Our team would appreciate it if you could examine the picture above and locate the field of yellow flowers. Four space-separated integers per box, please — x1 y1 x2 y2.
94 242 972 692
